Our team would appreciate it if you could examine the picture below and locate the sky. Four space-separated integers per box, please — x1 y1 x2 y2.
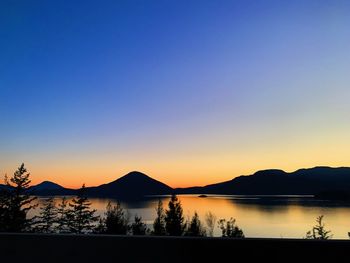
1 0 350 188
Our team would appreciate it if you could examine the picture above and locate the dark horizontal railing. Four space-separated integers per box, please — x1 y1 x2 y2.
0 233 349 263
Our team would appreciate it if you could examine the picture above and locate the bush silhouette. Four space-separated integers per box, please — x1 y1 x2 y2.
185 212 206 237
218 218 244 238
94 217 107 234
205 211 217 237
131 215 149 235
305 215 332 239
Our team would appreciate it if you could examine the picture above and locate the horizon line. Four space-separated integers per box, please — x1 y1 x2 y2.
15 165 350 190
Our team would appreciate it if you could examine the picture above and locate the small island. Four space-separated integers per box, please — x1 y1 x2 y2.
198 194 208 198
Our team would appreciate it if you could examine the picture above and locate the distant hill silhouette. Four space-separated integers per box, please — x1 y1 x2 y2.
28 181 76 196
175 167 350 195
7 167 350 198
31 181 65 191
84 171 173 198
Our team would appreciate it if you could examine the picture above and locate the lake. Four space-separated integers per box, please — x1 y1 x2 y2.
30 195 350 239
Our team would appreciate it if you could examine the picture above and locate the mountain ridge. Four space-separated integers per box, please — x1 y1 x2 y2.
2 166 350 198
175 166 350 195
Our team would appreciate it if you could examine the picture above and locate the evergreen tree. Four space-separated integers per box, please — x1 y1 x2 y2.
131 215 148 235
67 185 98 234
35 197 57 233
55 197 70 233
218 218 245 238
165 194 185 236
0 163 37 232
306 215 332 239
0 190 10 231
152 199 166 236
185 212 206 237
105 201 129 235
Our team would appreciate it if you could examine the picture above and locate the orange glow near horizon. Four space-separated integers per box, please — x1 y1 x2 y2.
3 159 350 190
2 126 350 189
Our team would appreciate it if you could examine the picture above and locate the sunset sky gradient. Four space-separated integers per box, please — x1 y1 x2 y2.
1 0 350 188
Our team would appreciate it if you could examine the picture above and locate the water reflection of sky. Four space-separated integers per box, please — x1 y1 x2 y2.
29 195 350 239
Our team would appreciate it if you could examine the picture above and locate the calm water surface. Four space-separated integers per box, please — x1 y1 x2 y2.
30 195 350 239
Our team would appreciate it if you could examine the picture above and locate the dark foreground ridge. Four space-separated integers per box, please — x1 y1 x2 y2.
0 233 349 263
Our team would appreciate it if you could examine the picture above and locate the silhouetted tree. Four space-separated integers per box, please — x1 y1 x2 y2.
55 197 71 233
205 211 217 237
0 163 37 232
131 215 148 235
218 218 244 238
66 185 98 234
94 217 107 234
185 212 206 237
306 215 332 239
105 201 129 235
165 194 185 236
0 189 10 231
152 199 166 236
34 197 57 233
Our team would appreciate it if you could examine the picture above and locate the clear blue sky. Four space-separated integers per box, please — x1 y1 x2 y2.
1 0 350 187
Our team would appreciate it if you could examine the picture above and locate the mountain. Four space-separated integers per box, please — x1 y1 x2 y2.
31 181 65 191
175 167 350 195
29 181 76 196
7 167 350 198
85 171 173 198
